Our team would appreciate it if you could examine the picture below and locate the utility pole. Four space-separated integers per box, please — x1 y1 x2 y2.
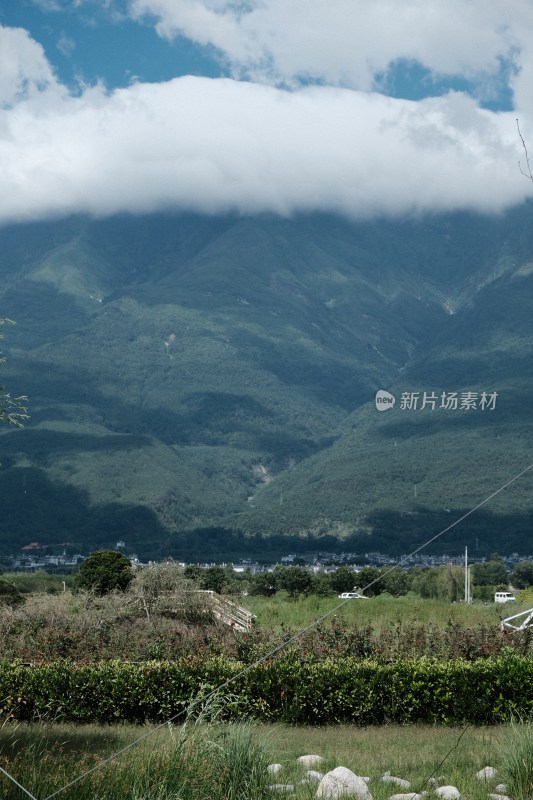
464 546 471 603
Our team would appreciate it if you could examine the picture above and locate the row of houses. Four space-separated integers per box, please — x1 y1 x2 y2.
5 543 533 574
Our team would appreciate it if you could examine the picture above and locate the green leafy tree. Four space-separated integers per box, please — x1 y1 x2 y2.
381 568 412 597
0 578 23 607
311 573 334 597
200 566 228 594
472 557 508 587
249 572 277 597
356 566 382 596
183 565 203 584
411 567 439 599
412 565 466 602
0 318 27 427
77 550 134 595
276 565 313 597
329 566 358 594
512 560 533 589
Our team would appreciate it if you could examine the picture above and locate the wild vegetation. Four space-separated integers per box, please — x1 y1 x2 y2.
0 563 532 797
0 719 522 800
0 560 531 663
1 210 533 558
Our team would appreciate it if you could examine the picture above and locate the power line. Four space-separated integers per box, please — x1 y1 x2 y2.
1 462 530 800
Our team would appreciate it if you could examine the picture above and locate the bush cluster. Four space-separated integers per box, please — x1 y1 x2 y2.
1 585 532 663
1 653 532 725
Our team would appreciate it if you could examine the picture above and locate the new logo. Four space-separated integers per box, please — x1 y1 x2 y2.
375 390 396 412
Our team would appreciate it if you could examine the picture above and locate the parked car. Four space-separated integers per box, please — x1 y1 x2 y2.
494 591 516 603
338 592 368 599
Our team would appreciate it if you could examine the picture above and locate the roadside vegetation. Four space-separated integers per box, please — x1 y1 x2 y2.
0 558 531 663
0 558 532 797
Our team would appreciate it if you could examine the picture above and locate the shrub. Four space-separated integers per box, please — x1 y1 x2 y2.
76 551 134 595
1 654 533 725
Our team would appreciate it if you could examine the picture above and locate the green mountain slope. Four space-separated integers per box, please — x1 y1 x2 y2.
0 208 532 558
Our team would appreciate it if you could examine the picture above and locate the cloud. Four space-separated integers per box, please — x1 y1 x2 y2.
57 33 76 57
0 26 61 107
127 0 533 92
1 26 532 229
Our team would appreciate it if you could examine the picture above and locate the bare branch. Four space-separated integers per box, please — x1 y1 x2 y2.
517 118 533 182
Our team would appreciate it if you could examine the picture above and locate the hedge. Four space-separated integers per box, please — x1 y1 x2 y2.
1 653 532 725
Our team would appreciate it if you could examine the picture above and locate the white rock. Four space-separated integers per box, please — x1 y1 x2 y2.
307 770 325 783
268 764 284 775
389 794 423 800
435 787 460 800
476 766 497 781
269 784 294 792
317 766 373 799
298 754 325 769
488 795 510 800
382 774 411 789
495 785 507 794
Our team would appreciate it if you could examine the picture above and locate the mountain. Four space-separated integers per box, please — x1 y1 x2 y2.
0 207 532 560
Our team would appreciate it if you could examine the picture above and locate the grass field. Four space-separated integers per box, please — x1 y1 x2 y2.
0 720 515 800
244 591 527 631
0 591 531 798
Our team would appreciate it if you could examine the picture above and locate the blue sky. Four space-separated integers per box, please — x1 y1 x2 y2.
0 0 532 224
1 0 222 89
0 0 517 107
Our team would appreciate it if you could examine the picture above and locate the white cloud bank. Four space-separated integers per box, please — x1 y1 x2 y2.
0 20 532 225
128 0 533 97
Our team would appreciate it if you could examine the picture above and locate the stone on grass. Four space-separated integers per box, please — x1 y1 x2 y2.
382 772 411 789
476 766 497 781
298 754 325 769
268 764 284 775
269 784 294 792
389 794 424 800
495 785 507 794
488 795 510 800
435 786 460 800
307 770 324 783
317 766 372 799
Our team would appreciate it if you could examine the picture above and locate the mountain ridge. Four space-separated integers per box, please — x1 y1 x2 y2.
1 207 532 559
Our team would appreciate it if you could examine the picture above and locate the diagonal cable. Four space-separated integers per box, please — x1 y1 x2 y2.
14 459 529 800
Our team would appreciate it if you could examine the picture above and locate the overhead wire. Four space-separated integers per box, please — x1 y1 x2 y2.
0 462 530 800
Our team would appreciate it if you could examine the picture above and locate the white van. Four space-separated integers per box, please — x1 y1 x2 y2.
494 592 516 603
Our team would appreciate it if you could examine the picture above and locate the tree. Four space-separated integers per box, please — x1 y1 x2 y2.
0 318 28 427
329 565 358 594
276 565 313 597
0 578 23 607
200 566 229 594
355 566 382 596
472 557 508 587
249 572 277 596
183 565 203 584
381 568 412 597
511 560 533 589
77 550 134 595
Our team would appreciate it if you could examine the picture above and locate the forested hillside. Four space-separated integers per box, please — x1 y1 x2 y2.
1 207 533 559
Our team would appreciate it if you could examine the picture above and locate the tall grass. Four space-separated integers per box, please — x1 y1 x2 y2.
0 721 511 800
0 713 273 800
244 592 523 630
497 720 533 800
